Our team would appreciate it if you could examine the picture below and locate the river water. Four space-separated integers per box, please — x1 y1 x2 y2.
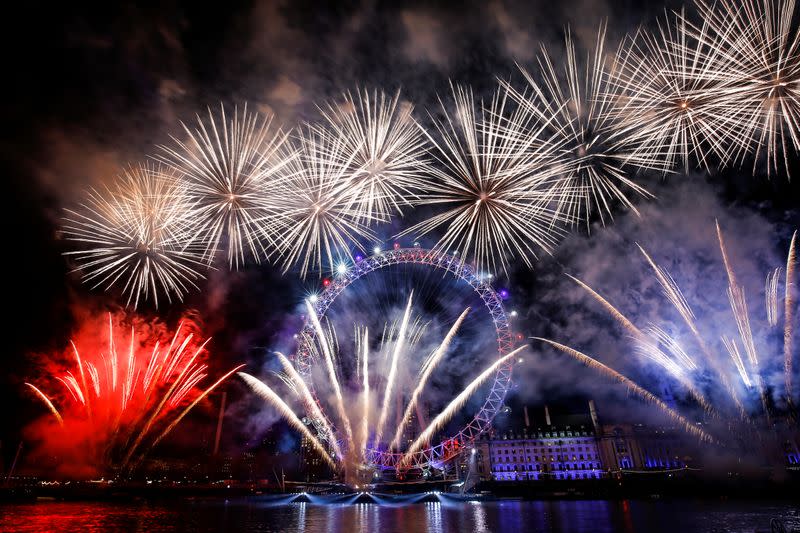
1 498 798 532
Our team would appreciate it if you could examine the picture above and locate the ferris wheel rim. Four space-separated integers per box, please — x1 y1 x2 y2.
294 247 515 471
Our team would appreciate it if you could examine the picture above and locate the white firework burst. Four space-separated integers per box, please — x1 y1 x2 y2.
611 9 746 172
266 127 379 277
502 24 668 227
62 163 204 309
693 0 800 176
397 83 567 274
317 88 432 222
158 104 295 268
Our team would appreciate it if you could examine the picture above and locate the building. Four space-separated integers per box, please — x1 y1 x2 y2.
478 405 603 481
475 401 696 482
596 424 688 472
300 434 326 481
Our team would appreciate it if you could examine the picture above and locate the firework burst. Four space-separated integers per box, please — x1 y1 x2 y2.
266 127 379 277
158 104 295 268
502 24 667 228
398 83 566 274
317 88 432 223
63 163 205 309
693 0 800 176
24 314 242 474
611 9 745 172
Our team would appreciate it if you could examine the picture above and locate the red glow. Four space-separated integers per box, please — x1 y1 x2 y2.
23 312 240 478
322 278 331 287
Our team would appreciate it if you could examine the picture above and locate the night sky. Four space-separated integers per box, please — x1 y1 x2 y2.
2 1 799 468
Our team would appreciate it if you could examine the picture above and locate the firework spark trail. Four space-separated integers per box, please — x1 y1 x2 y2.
63 163 205 309
86 362 100 397
633 338 683 376
388 307 471 452
305 300 354 450
122 329 136 411
638 245 696 322
646 325 697 371
727 286 762 371
639 328 717 415
716 220 739 287
637 244 748 417
566 274 714 412
566 274 645 340
360 328 370 461
374 292 414 449
766 267 782 326
25 383 64 426
317 88 431 223
69 341 92 421
716 221 770 415
397 83 566 274
238 372 336 468
143 341 162 392
694 0 800 176
121 337 211 467
722 337 752 387
145 364 246 454
275 351 343 460
158 104 295 268
399 346 526 466
534 338 714 442
786 230 797 399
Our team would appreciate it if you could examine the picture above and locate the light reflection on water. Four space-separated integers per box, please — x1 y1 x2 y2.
0 498 798 532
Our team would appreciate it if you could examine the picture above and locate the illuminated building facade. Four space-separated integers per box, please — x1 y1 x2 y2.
473 402 698 482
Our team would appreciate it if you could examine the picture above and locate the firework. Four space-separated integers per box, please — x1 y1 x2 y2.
766 267 782 326
24 314 240 473
158 104 294 268
373 292 414 449
785 230 797 398
398 83 566 274
317 88 431 222
388 307 470 452
238 372 336 469
305 300 354 451
611 9 743 172
63 163 205 309
24 383 64 426
399 346 528 466
693 0 800 176
502 24 666 228
266 127 379 277
539 222 798 445
243 294 518 478
275 351 343 460
533 339 713 442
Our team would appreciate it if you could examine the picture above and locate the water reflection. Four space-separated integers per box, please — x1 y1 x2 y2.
0 498 798 532
469 500 488 533
425 502 442 532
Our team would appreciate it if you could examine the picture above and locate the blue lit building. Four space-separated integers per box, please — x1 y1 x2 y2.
475 405 604 481
473 401 697 481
